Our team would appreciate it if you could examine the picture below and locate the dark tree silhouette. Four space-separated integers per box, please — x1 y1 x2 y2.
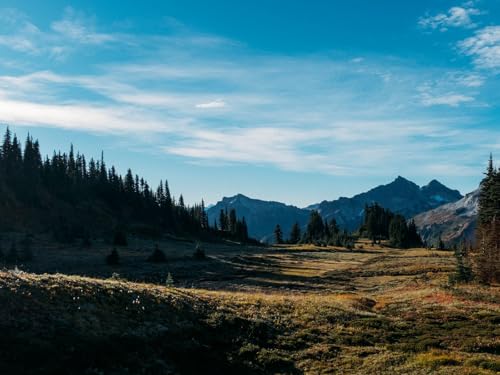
473 155 500 283
0 127 254 244
274 224 284 244
289 222 301 244
106 248 120 265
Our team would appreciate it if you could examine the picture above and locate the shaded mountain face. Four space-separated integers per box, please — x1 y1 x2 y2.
207 194 310 242
414 189 479 246
208 177 463 242
310 177 463 231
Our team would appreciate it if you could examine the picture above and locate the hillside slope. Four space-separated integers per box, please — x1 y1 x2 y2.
414 189 479 246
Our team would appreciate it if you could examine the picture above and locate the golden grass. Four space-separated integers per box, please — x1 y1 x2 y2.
0 239 499 374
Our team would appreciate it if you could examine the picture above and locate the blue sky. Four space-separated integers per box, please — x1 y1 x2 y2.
0 0 499 207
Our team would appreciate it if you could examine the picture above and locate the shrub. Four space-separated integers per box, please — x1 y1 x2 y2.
193 243 206 260
165 272 174 287
466 358 500 372
106 248 120 265
147 244 167 263
113 228 128 246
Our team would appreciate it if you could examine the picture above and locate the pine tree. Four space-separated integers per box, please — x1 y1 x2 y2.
305 210 324 242
124 169 135 194
406 220 423 248
147 244 167 263
193 242 206 259
450 241 473 284
274 224 284 244
389 214 408 248
165 272 174 287
437 236 445 250
219 209 227 231
228 209 237 234
106 248 120 265
289 222 301 244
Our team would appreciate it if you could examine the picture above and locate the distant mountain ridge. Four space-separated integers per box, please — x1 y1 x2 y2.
311 176 463 231
207 194 310 242
414 189 479 246
207 177 463 242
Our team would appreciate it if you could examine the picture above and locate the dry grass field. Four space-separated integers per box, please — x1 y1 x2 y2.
0 236 499 374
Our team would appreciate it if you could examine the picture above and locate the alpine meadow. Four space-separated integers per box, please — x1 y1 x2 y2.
0 1 499 374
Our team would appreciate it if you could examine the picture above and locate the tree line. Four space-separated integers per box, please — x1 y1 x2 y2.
274 211 355 248
0 127 250 243
470 155 500 283
360 203 422 248
273 203 422 250
214 208 249 242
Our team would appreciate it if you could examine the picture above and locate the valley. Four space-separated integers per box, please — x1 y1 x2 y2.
1 236 498 374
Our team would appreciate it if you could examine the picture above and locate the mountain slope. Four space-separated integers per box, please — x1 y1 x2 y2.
207 194 310 242
311 177 463 231
413 189 479 246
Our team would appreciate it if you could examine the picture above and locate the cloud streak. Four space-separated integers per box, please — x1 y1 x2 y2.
195 100 226 109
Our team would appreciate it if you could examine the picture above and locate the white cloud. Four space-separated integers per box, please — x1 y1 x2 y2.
459 26 500 69
419 5 482 32
50 7 115 45
421 93 474 107
0 7 117 60
417 70 482 107
454 73 484 87
0 9 42 54
0 98 171 133
195 100 226 109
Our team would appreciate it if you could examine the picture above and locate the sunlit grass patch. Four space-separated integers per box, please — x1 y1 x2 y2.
415 351 462 369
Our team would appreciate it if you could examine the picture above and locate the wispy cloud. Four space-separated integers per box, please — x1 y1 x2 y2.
420 93 475 107
51 7 115 45
0 8 42 54
0 7 119 60
419 3 482 32
459 26 500 69
417 71 482 107
454 72 484 87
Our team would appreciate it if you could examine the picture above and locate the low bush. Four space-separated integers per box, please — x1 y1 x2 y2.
106 248 120 265
193 243 206 260
147 245 167 263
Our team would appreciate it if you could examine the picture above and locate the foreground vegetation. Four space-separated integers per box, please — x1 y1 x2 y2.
0 239 498 374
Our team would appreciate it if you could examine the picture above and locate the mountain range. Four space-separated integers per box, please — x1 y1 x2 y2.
207 176 464 242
